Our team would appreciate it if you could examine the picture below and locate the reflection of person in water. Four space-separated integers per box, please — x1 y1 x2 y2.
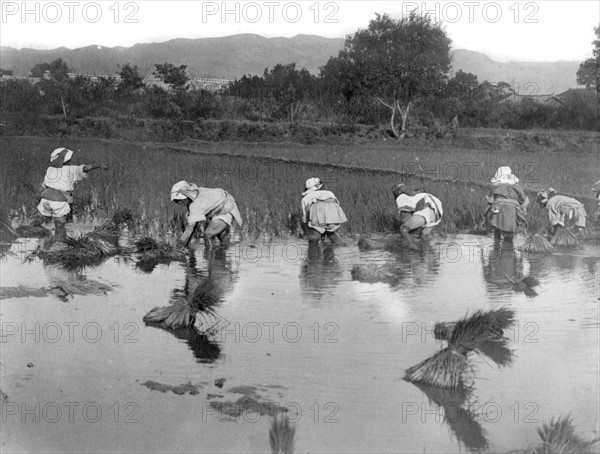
299 242 345 302
144 248 238 363
483 240 522 286
351 242 441 288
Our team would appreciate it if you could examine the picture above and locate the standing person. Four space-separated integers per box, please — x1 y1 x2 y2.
31 147 108 239
170 181 243 249
536 188 587 233
485 166 529 242
301 178 347 247
392 183 443 242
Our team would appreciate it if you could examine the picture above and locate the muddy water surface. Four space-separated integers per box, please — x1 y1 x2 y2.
1 234 598 453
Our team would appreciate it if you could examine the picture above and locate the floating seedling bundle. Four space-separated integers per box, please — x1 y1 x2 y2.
510 415 600 454
32 210 133 267
405 308 515 389
519 233 555 253
133 237 186 263
519 210 555 253
550 227 580 248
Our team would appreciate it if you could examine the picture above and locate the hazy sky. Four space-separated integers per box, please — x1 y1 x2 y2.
1 1 598 61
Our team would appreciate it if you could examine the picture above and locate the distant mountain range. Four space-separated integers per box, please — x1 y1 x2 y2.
0 34 582 94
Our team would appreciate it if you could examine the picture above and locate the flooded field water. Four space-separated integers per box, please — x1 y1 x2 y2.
1 232 598 453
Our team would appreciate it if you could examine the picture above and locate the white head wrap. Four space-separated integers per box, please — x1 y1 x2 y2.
302 177 323 196
50 147 73 165
170 181 200 201
491 166 519 185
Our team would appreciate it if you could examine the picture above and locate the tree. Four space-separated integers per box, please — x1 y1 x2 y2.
576 25 599 92
0 69 14 77
263 63 315 123
342 13 452 139
30 58 71 82
30 58 72 118
118 63 145 91
319 53 362 102
153 63 189 90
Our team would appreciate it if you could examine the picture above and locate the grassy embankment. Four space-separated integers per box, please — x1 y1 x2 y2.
1 130 597 239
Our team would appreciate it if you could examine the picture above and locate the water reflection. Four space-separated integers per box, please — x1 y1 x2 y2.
351 239 440 288
412 383 488 452
144 247 238 363
406 309 516 452
299 243 344 301
482 240 524 287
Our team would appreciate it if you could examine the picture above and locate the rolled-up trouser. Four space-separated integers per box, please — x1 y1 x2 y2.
37 199 70 218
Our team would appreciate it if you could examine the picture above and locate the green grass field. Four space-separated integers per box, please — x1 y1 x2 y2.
1 132 597 238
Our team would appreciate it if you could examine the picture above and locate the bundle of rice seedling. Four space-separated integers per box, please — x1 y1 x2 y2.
449 307 515 347
133 236 186 272
435 308 515 345
36 233 118 267
404 348 471 389
88 209 134 244
535 415 599 454
269 414 296 454
143 297 194 329
14 225 51 238
434 322 457 342
144 296 222 334
519 233 555 253
550 227 580 248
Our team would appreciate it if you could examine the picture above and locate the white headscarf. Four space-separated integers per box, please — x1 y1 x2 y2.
50 147 73 166
302 177 323 196
170 181 200 201
491 166 519 185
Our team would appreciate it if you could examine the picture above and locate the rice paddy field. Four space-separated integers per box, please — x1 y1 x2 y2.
1 134 599 453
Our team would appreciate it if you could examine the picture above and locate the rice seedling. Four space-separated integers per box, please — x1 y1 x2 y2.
534 415 599 454
2 137 596 239
407 308 515 388
404 348 472 389
133 236 187 272
511 415 600 454
550 227 580 248
269 414 296 454
519 207 555 253
519 234 555 253
434 308 516 346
